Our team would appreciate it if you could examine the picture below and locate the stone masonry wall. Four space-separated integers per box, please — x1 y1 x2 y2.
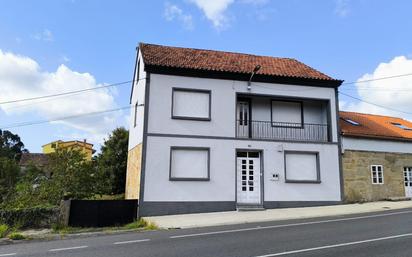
343 150 412 202
125 144 142 199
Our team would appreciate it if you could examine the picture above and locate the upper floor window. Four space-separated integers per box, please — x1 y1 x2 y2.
134 102 138 128
172 88 211 121
271 100 303 127
136 58 140 82
371 165 384 184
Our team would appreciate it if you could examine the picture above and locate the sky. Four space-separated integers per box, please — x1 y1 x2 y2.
1 0 412 153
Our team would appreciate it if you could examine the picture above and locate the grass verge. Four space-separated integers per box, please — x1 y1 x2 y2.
8 232 25 240
52 219 158 235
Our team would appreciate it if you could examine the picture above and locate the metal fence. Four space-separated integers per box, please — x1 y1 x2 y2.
236 120 329 142
66 200 138 227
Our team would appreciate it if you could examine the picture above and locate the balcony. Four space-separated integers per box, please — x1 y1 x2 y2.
236 120 329 142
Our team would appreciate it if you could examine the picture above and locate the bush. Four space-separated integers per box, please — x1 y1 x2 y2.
0 206 59 228
8 232 25 240
0 224 9 238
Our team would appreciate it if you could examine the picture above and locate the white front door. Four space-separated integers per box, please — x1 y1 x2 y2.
404 167 412 197
236 152 261 205
237 101 250 138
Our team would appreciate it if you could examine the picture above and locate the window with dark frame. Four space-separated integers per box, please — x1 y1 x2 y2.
271 100 303 127
284 151 320 183
171 88 211 121
169 147 210 181
133 102 138 128
136 58 140 82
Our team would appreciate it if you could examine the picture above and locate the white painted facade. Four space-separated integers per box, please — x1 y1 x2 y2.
342 137 412 154
128 50 146 150
127 49 343 215
143 136 341 202
147 74 339 142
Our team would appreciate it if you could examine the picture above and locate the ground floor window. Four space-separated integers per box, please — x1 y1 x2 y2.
284 151 320 183
404 167 412 187
371 165 384 184
169 147 210 181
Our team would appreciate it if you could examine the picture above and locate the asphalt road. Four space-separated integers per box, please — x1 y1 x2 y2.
2 208 412 257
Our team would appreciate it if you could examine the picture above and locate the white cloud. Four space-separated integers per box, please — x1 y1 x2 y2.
0 50 124 143
188 0 234 29
335 0 350 17
164 2 194 30
34 29 54 42
342 56 412 121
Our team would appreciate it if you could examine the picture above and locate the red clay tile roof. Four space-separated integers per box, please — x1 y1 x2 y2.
139 43 341 82
340 111 412 141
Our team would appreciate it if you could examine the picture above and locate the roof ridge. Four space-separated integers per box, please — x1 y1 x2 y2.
340 111 405 120
139 42 292 61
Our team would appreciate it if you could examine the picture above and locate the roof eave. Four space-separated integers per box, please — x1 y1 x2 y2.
342 133 412 142
144 65 343 88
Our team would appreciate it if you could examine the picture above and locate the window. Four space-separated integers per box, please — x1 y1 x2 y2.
271 100 303 127
404 167 412 187
172 88 211 120
284 151 320 183
371 165 384 184
134 102 138 128
136 58 140 82
170 147 210 181
343 118 360 126
391 122 412 131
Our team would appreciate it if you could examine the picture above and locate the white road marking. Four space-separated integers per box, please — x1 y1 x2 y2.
113 239 151 245
0 254 17 257
254 233 412 256
170 210 412 239
49 245 88 252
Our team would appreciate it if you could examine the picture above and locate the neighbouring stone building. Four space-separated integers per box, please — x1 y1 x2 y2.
340 111 412 202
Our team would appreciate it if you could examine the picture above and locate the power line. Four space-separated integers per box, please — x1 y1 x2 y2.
338 91 412 115
0 79 143 106
0 105 134 130
341 72 412 86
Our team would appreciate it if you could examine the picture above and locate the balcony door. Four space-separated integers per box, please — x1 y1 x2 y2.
237 100 250 138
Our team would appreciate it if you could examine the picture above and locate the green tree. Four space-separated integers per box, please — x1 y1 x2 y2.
95 127 129 195
44 149 96 204
0 158 20 204
2 149 96 209
0 130 27 161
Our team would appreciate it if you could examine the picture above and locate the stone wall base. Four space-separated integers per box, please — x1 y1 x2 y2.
343 150 412 202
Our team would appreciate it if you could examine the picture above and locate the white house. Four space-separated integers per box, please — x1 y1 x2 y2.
126 43 344 216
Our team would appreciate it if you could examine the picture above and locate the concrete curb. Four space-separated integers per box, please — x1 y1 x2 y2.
145 201 412 229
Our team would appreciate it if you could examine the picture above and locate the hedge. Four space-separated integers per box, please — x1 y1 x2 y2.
0 206 59 228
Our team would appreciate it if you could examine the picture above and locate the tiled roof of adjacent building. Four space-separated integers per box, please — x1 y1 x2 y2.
340 111 412 141
139 43 342 83
19 153 50 167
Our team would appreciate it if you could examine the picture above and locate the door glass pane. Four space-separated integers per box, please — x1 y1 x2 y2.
248 152 259 158
238 152 247 158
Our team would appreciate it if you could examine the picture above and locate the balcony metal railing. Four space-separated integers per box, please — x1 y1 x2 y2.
236 120 329 142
